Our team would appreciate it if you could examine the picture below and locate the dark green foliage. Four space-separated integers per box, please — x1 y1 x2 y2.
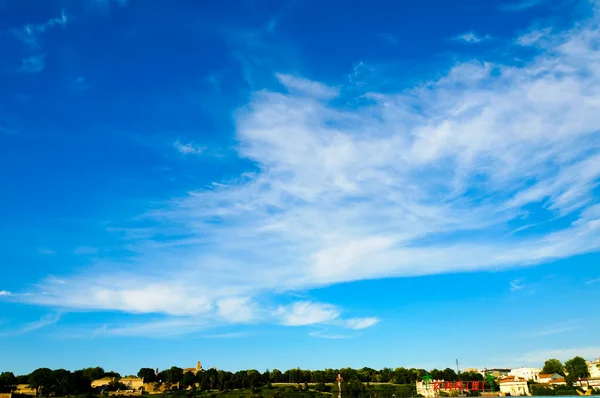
16 375 30 384
313 383 330 392
542 359 565 376
28 368 54 397
182 372 197 388
81 367 105 382
565 356 590 385
138 368 158 383
0 372 17 388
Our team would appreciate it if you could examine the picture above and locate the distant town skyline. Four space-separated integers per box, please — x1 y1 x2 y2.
1 0 600 375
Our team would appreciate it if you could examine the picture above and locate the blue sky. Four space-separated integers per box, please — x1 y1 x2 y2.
1 0 600 376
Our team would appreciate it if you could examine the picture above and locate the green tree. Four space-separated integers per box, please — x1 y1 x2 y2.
70 370 93 394
28 368 54 397
16 375 29 384
542 359 565 376
442 368 458 381
181 372 196 388
0 372 17 389
137 368 157 383
565 356 590 385
344 379 365 398
165 367 184 384
271 369 283 383
51 369 72 396
81 367 105 382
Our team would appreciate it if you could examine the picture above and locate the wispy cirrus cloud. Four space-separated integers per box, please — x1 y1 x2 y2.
11 4 600 337
88 0 129 12
276 302 340 327
17 54 46 74
510 279 524 291
585 277 600 284
0 313 61 337
500 0 545 11
0 125 16 135
12 10 67 48
526 320 579 337
517 346 600 363
0 291 12 297
174 140 205 155
345 317 380 330
276 73 340 99
380 33 399 46
453 32 491 43
309 329 355 339
516 28 552 46
20 313 61 334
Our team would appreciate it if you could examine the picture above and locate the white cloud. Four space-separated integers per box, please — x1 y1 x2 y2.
517 28 552 46
11 4 600 336
585 277 600 284
216 297 258 323
453 32 491 43
276 73 340 99
17 54 46 74
0 291 12 296
38 248 56 255
174 140 205 155
12 10 68 48
510 279 524 291
276 302 340 326
345 317 380 330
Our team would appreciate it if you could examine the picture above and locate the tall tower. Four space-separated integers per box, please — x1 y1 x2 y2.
196 361 203 372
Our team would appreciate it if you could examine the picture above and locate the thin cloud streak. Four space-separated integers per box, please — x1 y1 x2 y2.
308 330 355 339
174 141 205 155
510 279 524 291
500 0 545 11
12 10 68 48
517 346 600 363
453 32 491 43
0 313 61 337
17 54 46 74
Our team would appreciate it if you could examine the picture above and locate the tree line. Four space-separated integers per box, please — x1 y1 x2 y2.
0 366 477 396
0 355 595 397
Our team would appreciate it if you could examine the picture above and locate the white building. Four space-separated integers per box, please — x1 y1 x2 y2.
588 359 600 378
500 376 530 396
509 367 541 382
